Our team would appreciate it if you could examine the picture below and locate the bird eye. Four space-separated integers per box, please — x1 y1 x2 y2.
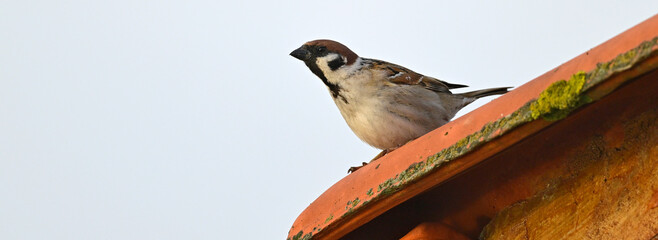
317 46 327 53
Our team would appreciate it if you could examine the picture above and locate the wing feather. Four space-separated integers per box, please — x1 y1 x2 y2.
366 58 465 94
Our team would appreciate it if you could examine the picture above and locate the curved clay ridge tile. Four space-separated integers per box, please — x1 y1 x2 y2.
288 14 658 240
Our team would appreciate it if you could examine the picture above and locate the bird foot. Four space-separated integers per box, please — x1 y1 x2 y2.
347 162 368 174
347 148 397 174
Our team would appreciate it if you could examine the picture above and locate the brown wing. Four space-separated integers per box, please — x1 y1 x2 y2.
367 58 456 94
441 81 469 89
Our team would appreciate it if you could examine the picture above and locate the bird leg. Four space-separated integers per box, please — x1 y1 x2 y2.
370 148 392 161
347 148 395 173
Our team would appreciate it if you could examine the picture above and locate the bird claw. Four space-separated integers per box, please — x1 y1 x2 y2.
347 149 396 174
347 162 368 174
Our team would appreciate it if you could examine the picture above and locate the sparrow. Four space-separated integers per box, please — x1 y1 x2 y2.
290 39 510 173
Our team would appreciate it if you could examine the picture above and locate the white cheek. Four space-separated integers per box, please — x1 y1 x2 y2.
316 54 364 84
315 53 341 74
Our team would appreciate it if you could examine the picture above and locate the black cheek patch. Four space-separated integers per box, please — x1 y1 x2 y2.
328 57 346 71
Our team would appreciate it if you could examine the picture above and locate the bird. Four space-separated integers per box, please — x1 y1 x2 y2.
290 39 510 173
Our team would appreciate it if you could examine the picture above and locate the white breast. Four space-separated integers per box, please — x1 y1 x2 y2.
329 67 456 150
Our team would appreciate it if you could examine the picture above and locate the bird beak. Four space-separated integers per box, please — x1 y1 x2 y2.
290 47 311 61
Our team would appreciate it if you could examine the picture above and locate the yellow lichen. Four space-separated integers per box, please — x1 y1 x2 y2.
530 72 589 121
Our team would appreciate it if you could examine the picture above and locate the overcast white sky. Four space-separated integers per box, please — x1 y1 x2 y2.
1 1 656 239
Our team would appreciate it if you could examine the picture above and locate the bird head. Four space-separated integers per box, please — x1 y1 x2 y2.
290 39 359 82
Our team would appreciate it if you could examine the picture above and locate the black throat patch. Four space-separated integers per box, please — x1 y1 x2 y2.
304 61 348 103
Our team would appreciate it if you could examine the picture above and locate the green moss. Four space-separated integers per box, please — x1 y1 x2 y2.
587 36 657 89
324 214 333 224
289 230 312 240
344 197 361 213
366 188 374 196
354 198 360 206
341 204 357 218
377 177 396 192
530 71 590 121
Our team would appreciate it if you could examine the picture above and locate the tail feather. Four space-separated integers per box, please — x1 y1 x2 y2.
459 87 511 99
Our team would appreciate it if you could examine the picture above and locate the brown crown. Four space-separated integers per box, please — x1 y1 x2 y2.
305 39 359 65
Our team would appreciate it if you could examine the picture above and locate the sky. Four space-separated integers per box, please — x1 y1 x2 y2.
1 1 656 239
